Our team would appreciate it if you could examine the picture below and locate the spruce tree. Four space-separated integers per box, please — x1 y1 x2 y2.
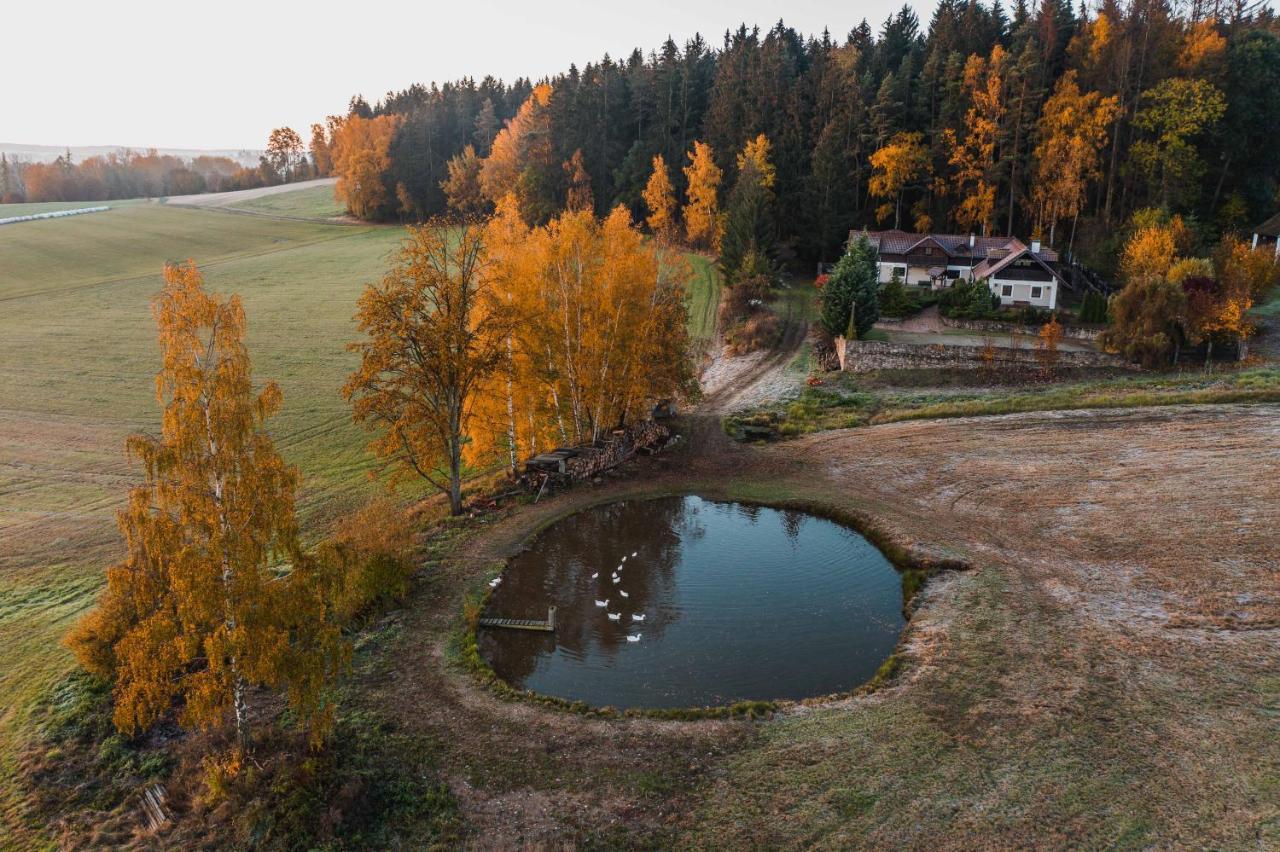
821 235 880 339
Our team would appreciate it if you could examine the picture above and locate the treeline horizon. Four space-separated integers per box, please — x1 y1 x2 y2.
0 131 315 204
312 0 1279 274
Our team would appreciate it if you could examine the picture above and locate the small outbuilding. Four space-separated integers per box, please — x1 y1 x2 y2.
1251 213 1280 259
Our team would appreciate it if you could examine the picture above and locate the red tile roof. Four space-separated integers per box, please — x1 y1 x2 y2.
972 238 1068 287
854 229 1059 262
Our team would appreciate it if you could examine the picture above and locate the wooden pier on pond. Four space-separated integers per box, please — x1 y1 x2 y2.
478 607 556 632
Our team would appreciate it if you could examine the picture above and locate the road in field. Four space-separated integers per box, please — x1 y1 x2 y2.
163 176 337 208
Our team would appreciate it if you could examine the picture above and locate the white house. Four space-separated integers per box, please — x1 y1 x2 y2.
856 229 1067 310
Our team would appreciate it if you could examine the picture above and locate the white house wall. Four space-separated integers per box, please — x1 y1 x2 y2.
989 277 1057 309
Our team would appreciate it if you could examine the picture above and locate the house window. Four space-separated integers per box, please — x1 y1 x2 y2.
946 269 961 280
1001 284 1013 298
895 266 907 278
1031 286 1043 299
923 246 933 255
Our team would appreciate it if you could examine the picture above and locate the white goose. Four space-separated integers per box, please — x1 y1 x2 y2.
607 612 621 621
488 577 502 588
619 590 630 598
595 598 609 608
626 634 642 642
590 572 598 579
621 555 627 563
612 576 621 584
631 613 645 622
631 551 638 558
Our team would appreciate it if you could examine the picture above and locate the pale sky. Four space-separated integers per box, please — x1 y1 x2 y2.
8 0 934 151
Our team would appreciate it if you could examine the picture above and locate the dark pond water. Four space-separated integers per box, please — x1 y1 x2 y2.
479 495 906 708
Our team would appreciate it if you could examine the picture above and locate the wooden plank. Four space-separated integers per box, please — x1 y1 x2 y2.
478 607 557 632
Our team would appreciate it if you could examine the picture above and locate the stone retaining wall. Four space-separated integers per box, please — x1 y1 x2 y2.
835 337 1128 372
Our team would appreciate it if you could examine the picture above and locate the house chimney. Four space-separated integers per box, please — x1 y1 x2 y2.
1031 239 1042 254
969 233 975 250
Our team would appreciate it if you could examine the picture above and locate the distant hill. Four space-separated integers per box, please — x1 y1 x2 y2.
0 142 262 167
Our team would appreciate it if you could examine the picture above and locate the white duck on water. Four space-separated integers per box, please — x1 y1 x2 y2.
595 598 609 608
607 612 621 621
619 590 629 598
631 613 645 622
627 634 642 642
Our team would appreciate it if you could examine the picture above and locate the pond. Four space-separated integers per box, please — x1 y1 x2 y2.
479 495 906 709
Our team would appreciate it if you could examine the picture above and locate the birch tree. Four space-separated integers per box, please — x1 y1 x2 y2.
67 262 346 751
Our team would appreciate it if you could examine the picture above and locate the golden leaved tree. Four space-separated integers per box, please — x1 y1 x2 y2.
480 83 556 224
344 221 515 515
442 144 488 217
868 131 931 229
477 203 695 466
682 141 723 250
642 154 678 244
330 113 402 219
1030 72 1119 247
67 262 347 750
945 45 1007 235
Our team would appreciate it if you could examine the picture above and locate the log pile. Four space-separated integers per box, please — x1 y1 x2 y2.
523 421 672 489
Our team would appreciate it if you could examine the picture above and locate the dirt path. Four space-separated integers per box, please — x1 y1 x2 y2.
161 177 337 208
699 292 810 414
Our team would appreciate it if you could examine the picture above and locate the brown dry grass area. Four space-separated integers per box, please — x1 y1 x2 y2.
353 404 1279 848
688 404 1280 848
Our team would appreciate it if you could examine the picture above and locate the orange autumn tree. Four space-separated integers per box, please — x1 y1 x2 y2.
66 262 347 750
945 45 1008 235
868 131 931 229
1030 73 1120 246
736 134 777 190
682 141 723 250
480 204 695 463
344 221 515 515
563 149 594 213
330 113 402 219
442 144 488 217
642 154 678 243
480 83 556 224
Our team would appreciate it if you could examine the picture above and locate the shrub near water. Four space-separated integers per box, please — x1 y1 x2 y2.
319 496 418 623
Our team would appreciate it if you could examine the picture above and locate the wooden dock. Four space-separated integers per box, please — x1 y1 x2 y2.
478 607 556 632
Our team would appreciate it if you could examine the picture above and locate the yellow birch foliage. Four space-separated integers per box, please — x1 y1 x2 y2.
481 205 694 465
683 141 723 250
1030 72 1120 241
66 262 347 749
642 154 679 243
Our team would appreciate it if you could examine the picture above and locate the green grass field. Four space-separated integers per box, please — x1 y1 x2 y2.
684 253 721 349
0 203 407 841
228 183 348 220
0 201 721 843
